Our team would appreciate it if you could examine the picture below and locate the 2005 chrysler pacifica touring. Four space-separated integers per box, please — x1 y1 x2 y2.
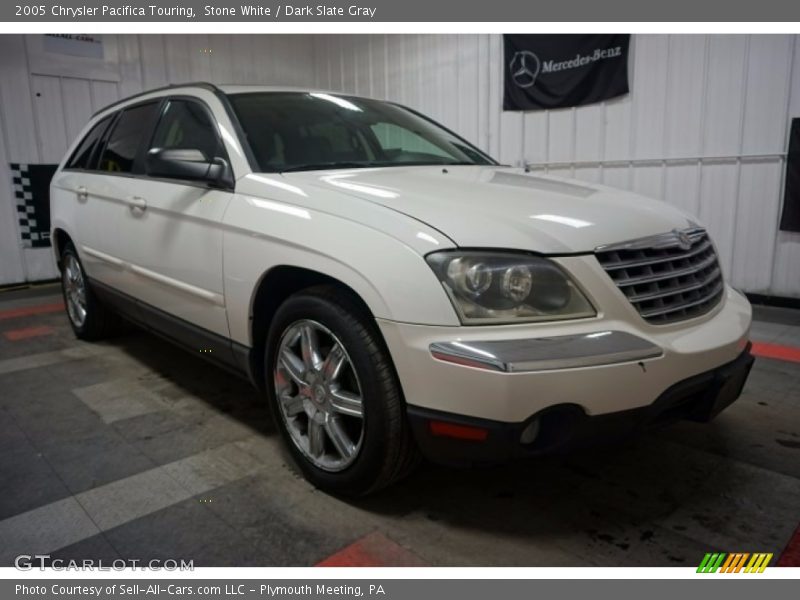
51 83 754 495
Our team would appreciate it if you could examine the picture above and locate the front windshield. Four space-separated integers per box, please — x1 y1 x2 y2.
228 92 496 172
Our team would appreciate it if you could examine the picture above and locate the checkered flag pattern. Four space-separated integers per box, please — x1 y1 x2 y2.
10 162 53 249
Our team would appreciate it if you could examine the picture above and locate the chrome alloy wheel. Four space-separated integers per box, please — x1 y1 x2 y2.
62 254 88 328
274 319 365 472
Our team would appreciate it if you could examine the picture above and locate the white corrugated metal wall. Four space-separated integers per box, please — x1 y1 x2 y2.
0 34 315 285
311 34 800 299
1 34 798 299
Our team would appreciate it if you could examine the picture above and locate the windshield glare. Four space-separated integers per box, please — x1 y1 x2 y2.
228 92 496 172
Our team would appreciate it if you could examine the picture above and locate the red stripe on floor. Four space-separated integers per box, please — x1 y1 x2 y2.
316 532 427 567
777 523 800 566
3 325 56 341
751 341 800 364
0 301 64 321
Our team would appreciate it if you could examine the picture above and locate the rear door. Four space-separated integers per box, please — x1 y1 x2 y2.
80 101 162 294
120 97 234 340
53 113 114 276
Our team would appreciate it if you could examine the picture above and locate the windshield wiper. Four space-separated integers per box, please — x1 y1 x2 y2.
279 160 480 173
280 162 378 173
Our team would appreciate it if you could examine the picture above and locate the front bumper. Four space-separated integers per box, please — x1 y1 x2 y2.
378 285 752 424
406 344 754 465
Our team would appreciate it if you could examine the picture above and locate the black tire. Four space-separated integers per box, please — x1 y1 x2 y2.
264 285 420 496
60 242 120 341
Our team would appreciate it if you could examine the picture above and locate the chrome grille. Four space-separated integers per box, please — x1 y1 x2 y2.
595 227 724 325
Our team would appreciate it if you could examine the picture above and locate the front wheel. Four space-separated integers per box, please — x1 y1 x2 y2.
265 286 419 496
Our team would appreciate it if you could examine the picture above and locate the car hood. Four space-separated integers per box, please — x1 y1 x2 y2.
282 165 698 254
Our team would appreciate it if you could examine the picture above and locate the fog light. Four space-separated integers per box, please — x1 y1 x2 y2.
520 418 540 445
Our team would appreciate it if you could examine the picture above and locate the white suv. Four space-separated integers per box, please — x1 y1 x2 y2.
51 83 754 495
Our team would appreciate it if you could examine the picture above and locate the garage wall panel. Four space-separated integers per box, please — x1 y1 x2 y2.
456 35 481 146
732 161 784 292
0 36 39 163
631 164 664 200
189 35 212 82
499 112 523 165
664 36 707 158
631 35 669 159
230 35 255 84
371 36 389 100
140 36 169 89
703 36 748 157
61 78 94 143
30 75 69 163
354 38 371 97
18 75 69 280
547 108 575 164
0 84 26 286
603 97 632 161
741 36 792 156
523 110 548 165
574 103 603 163
601 165 631 190
698 162 739 278
664 163 701 217
117 35 143 99
90 81 120 113
574 165 602 183
314 33 800 298
772 36 800 298
386 36 405 104
164 35 192 84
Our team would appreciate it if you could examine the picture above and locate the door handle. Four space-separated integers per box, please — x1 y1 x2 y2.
76 186 88 201
128 196 147 214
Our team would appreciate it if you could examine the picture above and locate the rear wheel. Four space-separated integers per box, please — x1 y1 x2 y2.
265 286 419 496
60 243 119 340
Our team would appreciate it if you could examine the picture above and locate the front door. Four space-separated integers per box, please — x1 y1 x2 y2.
119 97 234 340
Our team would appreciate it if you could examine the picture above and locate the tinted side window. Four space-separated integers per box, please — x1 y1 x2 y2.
66 116 112 170
149 100 221 162
98 102 160 174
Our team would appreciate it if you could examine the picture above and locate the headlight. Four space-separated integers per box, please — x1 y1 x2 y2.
426 251 596 324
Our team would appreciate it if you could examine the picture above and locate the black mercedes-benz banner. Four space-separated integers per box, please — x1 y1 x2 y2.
503 34 631 111
780 118 800 233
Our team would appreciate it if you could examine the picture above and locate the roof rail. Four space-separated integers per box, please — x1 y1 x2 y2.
92 81 222 117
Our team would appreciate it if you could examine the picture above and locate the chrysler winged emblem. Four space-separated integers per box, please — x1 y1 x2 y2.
509 50 541 89
673 229 693 250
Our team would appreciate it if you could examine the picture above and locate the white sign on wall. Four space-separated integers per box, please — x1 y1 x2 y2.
25 34 120 82
42 34 104 59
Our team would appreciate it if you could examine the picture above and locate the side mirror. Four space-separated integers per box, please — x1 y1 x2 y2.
145 148 231 188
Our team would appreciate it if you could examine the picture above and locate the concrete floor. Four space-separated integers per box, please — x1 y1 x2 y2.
1 283 799 567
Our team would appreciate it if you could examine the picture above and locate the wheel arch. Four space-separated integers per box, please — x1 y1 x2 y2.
247 264 384 392
51 227 73 269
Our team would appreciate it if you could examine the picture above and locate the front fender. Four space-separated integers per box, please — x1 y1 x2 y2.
223 192 460 347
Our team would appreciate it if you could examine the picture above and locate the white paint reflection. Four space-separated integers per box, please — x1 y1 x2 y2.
416 232 440 245
320 173 399 199
246 197 310 220
531 214 593 229
248 174 308 197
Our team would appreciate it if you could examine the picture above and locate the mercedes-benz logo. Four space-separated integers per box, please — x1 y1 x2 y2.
509 50 541 89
